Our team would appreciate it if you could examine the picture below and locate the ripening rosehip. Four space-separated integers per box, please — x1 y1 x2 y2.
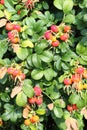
0 0 4 4
24 119 31 126
10 37 19 44
30 115 39 123
51 40 60 47
34 86 42 96
28 97 36 104
50 25 58 33
7 67 14 75
75 67 84 74
7 32 14 39
60 33 69 41
13 24 21 32
12 69 20 77
67 105 73 112
63 78 72 85
72 104 78 110
71 74 80 82
19 73 26 80
64 25 71 33
82 70 87 79
6 23 14 31
35 97 43 105
44 31 53 40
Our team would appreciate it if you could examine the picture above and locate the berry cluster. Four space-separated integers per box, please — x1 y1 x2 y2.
63 66 87 91
67 104 78 112
0 0 4 4
28 86 43 106
44 23 71 47
6 22 21 44
24 115 39 126
7 67 26 80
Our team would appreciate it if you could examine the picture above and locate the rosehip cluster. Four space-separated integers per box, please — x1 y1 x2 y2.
63 66 87 91
28 86 43 106
44 24 71 47
67 104 78 112
7 67 26 80
0 0 4 4
6 22 21 44
24 115 39 126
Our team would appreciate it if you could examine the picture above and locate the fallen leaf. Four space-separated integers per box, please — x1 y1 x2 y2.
11 44 20 53
0 67 7 79
11 86 22 98
23 104 31 118
81 107 87 119
0 19 7 28
47 103 54 110
65 117 79 130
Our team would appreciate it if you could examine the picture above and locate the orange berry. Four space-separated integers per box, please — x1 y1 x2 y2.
24 119 31 126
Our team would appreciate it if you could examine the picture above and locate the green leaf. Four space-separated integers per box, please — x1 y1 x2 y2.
22 83 34 98
16 91 27 107
63 14 75 24
31 54 42 68
76 42 87 56
16 47 28 60
1 93 10 102
53 106 63 118
53 0 64 10
5 0 16 13
21 40 34 48
63 0 74 13
0 10 4 18
44 68 57 81
31 69 44 80
39 50 53 63
0 41 8 58
36 108 46 115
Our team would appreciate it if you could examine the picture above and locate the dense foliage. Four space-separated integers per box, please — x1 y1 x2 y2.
0 0 87 130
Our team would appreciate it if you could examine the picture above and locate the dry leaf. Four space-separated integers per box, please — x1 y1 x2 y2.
23 104 31 118
0 19 7 28
0 67 7 79
11 86 22 98
81 107 87 119
47 103 54 110
11 44 20 53
23 107 29 118
65 117 79 130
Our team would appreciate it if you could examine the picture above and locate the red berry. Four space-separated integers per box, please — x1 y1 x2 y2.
64 25 71 33
7 67 14 75
6 23 14 31
19 73 26 80
34 86 42 96
35 98 43 105
12 69 20 77
7 32 14 39
51 40 60 47
10 37 19 44
72 104 78 110
60 33 69 41
30 115 39 123
13 24 21 32
28 97 36 104
51 25 58 33
44 31 53 40
63 78 72 85
71 74 80 82
67 105 73 112
0 0 4 4
75 67 84 74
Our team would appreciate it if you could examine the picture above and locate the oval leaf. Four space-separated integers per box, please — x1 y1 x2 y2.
16 91 27 107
